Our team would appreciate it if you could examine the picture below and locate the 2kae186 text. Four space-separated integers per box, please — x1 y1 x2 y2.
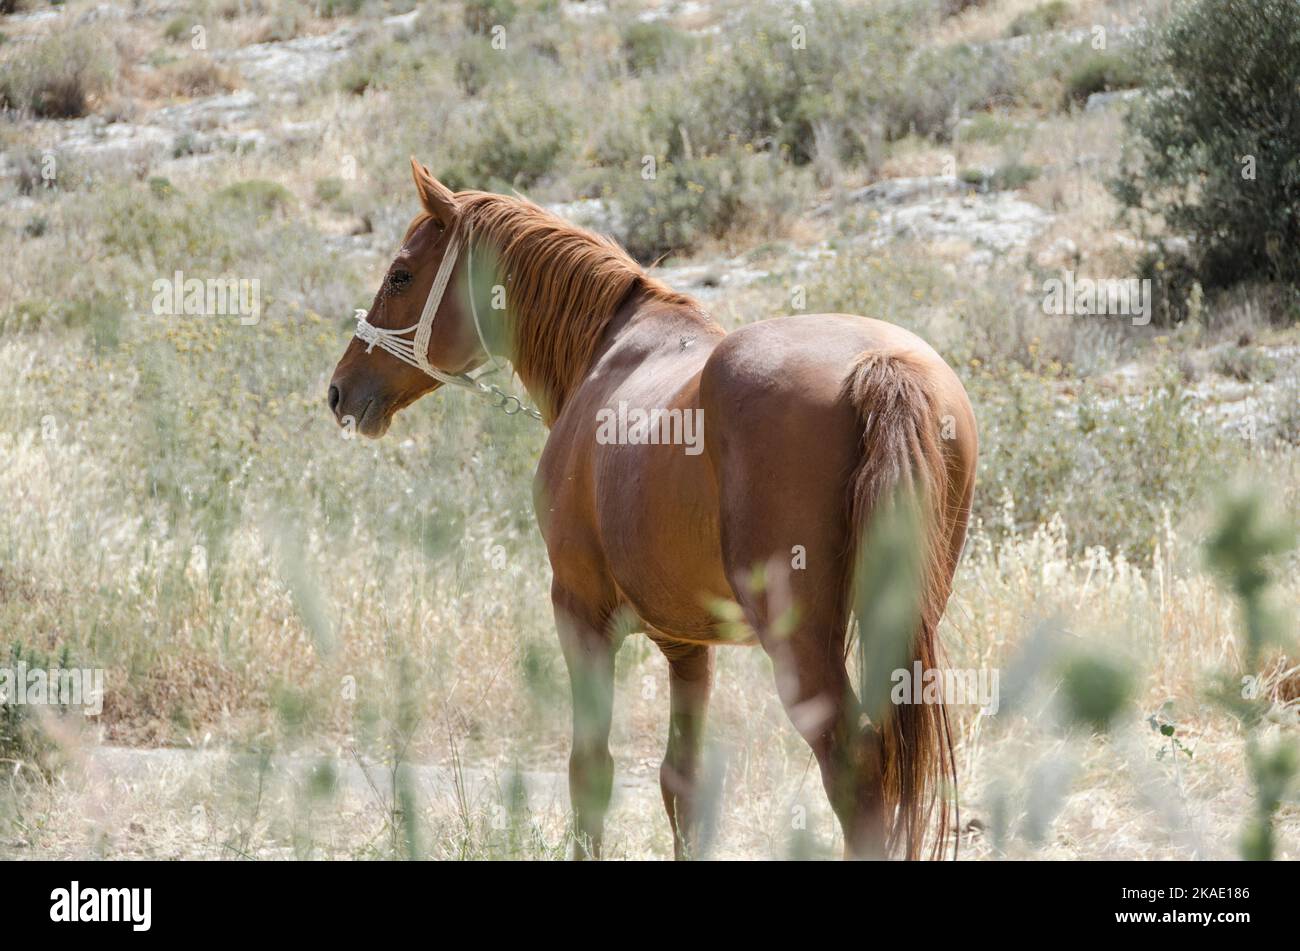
1121 888 1250 902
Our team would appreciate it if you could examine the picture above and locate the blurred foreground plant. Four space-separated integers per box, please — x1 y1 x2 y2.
1204 487 1297 860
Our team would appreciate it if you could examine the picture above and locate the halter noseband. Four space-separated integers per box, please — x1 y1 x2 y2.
353 225 542 421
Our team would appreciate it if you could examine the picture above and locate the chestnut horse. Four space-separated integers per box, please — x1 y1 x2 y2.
329 159 978 860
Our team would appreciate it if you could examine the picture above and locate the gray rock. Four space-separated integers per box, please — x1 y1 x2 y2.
382 8 421 30
547 198 624 237
651 256 770 300
874 192 1053 257
217 27 359 90
153 90 260 132
1085 89 1143 112
43 119 174 163
817 175 969 215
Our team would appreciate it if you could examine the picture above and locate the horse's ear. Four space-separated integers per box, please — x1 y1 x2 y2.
409 157 457 224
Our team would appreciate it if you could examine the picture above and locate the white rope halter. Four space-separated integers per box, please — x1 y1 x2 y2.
353 226 542 421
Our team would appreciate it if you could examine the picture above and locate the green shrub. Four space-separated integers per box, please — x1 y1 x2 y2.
0 27 118 118
1059 653 1132 734
453 36 509 96
148 176 175 199
159 58 239 97
604 150 806 263
440 84 576 192
0 641 75 776
1212 346 1276 383
9 148 80 194
958 161 1039 191
464 0 516 35
163 16 191 43
337 57 378 96
677 4 916 165
101 189 197 263
319 0 365 16
1006 1 1070 38
1134 247 1202 326
1266 375 1300 446
1061 48 1143 105
960 112 1018 145
214 180 296 216
805 238 959 315
314 177 345 204
1112 0 1300 291
258 5 308 43
991 160 1040 190
888 42 1025 140
969 364 1228 557
620 21 694 74
94 180 298 279
448 2 1021 180
312 175 363 215
2 289 123 346
332 32 425 96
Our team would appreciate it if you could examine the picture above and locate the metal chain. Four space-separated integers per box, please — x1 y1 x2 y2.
465 238 543 422
480 381 543 421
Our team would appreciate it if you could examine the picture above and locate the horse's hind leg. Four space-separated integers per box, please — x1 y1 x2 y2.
552 585 617 860
654 639 714 859
711 407 887 857
732 565 887 859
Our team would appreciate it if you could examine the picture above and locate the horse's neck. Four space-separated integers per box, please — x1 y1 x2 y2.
515 286 718 419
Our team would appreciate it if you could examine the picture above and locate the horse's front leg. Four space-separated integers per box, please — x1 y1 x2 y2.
657 641 714 859
553 585 617 859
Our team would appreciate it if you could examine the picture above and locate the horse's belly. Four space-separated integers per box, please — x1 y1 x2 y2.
595 443 733 642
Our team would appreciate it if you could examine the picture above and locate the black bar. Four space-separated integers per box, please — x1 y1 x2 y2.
4 859 1275 937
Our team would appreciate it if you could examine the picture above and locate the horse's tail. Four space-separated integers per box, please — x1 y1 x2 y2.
841 348 957 861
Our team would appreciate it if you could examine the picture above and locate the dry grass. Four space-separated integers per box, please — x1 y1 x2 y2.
1 361 1295 859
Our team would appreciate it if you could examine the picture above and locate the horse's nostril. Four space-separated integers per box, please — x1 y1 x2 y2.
328 384 341 413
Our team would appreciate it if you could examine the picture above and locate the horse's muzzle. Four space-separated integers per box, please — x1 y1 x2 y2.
327 378 388 436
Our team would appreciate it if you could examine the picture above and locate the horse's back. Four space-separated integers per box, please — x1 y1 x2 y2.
701 313 964 412
700 312 976 475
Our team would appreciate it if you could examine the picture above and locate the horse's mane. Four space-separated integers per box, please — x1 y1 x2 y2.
412 192 700 419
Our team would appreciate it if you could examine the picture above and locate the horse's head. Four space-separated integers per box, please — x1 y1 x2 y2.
327 159 486 438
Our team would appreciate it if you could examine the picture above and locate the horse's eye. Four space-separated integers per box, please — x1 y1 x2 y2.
388 269 412 291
